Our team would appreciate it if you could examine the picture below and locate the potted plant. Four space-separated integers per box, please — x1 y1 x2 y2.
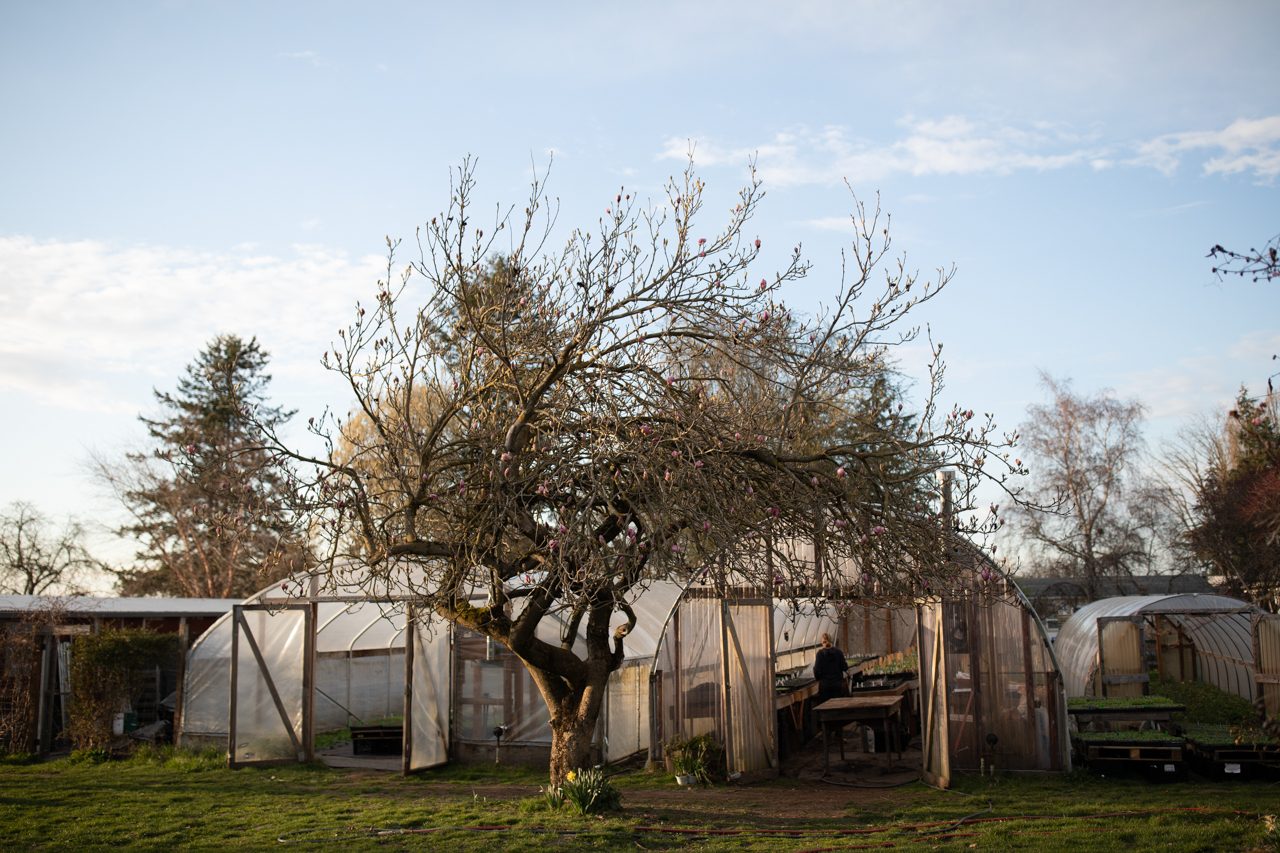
664 734 723 786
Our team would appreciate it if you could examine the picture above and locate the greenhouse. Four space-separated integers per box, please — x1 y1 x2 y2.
1052 593 1278 715
177 567 918 775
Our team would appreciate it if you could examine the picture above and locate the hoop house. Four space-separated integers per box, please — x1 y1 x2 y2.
1052 594 1266 704
178 575 682 769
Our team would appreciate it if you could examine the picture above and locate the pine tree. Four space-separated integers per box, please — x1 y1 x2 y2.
105 335 308 598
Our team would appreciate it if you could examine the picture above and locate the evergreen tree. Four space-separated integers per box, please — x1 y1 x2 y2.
103 335 308 598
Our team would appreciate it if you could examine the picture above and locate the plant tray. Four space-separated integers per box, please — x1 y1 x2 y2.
1072 736 1184 762
351 724 403 756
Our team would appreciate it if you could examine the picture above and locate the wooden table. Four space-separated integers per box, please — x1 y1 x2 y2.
814 695 905 773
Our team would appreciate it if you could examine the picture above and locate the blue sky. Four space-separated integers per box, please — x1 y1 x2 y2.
2 1 1277 583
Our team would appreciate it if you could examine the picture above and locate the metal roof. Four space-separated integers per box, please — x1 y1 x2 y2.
0 595 239 619
1054 594 1261 699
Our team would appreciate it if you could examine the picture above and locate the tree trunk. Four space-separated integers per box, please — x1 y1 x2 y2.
548 710 597 784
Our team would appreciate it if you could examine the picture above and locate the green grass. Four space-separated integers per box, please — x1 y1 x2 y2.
0 748 1278 851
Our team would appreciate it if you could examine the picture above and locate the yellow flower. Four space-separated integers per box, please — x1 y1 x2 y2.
566 771 576 782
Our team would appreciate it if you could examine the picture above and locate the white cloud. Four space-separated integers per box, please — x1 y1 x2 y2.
1129 116 1280 182
664 114 1280 187
0 236 384 412
661 118 1102 186
279 50 325 66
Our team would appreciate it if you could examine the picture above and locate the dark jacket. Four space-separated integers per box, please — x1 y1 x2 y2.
813 647 849 688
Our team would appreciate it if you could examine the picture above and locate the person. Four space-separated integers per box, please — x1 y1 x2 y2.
812 632 849 706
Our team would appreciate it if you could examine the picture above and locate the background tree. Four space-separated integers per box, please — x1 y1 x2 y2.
1009 374 1165 596
263 161 1021 781
1175 389 1280 611
95 335 307 599
0 502 102 595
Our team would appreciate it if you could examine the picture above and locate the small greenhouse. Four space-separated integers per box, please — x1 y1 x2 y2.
1052 593 1279 715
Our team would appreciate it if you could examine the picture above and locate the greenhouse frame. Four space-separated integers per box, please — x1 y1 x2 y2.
1052 593 1280 716
178 542 1071 785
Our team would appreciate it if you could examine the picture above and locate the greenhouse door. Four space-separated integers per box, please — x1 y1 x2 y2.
1254 614 1280 717
722 598 775 776
228 604 314 769
1096 616 1147 698
403 607 451 774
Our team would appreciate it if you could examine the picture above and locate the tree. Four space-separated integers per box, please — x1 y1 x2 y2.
0 502 102 595
1175 389 1280 610
95 335 307 599
1010 374 1163 596
1209 234 1280 283
263 160 1020 782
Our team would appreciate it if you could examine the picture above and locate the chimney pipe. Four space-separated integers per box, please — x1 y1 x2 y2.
936 469 956 523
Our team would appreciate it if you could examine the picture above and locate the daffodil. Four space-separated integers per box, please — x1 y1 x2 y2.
566 771 576 782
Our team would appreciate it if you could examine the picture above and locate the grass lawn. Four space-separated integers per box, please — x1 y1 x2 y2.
1 748 1277 852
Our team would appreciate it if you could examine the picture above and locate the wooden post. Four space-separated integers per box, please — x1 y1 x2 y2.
173 618 189 745
1019 608 1039 769
227 606 240 768
303 603 317 762
403 605 415 777
719 598 735 778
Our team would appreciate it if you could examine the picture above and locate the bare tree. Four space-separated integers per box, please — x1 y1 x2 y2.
1010 374 1162 597
261 160 1022 781
0 502 101 596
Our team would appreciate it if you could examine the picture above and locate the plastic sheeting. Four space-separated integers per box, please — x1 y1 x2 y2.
651 590 776 775
181 575 683 763
229 606 308 764
1053 595 1261 700
919 596 1066 780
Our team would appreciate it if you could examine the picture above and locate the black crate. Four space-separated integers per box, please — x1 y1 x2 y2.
351 724 403 756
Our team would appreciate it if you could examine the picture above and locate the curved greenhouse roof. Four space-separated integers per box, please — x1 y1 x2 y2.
1054 594 1260 699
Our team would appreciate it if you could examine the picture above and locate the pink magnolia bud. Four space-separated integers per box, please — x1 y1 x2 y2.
698 238 706 245
702 521 710 532
837 467 846 478
754 239 761 249
185 445 196 454
671 544 680 552
811 476 819 486
694 460 704 469
873 525 885 535
981 568 991 580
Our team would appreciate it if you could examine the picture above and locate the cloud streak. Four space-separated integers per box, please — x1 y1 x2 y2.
664 115 1280 186
1129 116 1280 182
0 237 382 412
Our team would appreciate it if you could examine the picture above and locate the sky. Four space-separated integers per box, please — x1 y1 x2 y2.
1 1 1278 590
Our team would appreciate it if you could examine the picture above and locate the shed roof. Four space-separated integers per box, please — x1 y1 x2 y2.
0 595 240 619
1053 594 1260 699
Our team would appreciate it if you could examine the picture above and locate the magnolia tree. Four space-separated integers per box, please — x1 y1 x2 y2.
261 160 1022 781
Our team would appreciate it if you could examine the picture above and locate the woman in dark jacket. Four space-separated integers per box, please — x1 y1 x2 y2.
813 632 849 705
